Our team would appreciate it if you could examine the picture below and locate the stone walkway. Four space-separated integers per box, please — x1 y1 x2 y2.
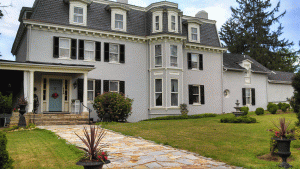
37 125 242 169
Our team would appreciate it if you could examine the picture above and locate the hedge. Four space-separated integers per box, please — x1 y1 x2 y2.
220 116 256 123
0 131 13 169
143 113 217 121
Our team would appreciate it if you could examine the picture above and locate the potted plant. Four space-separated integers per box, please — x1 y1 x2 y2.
75 126 110 169
17 96 28 115
271 118 295 168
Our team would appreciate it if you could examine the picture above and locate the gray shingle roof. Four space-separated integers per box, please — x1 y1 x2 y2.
223 53 271 73
268 71 295 82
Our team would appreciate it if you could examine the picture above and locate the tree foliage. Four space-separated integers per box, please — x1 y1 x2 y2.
220 0 299 72
292 73 300 125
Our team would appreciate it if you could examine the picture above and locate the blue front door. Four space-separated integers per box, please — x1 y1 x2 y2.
49 79 63 112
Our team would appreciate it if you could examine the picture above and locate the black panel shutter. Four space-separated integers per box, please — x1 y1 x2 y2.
104 80 109 92
119 81 125 95
199 54 203 70
95 80 101 97
71 39 77 59
188 53 192 69
79 40 84 60
53 37 59 58
251 88 255 105
95 42 101 61
120 44 125 63
77 79 83 102
200 85 205 104
189 85 193 104
104 43 109 62
242 88 246 105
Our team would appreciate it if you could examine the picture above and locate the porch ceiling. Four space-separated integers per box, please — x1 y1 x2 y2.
0 60 95 73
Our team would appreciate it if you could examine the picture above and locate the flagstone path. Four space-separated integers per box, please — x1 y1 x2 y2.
37 125 242 169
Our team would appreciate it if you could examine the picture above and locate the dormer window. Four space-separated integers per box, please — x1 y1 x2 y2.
168 11 178 33
171 15 176 30
115 14 123 29
152 11 163 33
74 7 83 23
191 28 198 41
155 16 159 30
188 23 200 43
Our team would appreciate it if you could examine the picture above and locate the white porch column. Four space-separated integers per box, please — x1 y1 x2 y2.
82 72 88 113
28 70 34 113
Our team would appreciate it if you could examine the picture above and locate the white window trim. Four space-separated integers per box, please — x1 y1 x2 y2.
188 23 200 43
155 44 162 67
111 9 127 32
84 41 95 61
168 11 178 33
154 78 163 107
245 88 252 105
152 11 163 33
69 2 87 26
109 43 120 63
109 80 119 93
170 45 178 67
171 79 179 107
87 79 95 102
191 53 199 70
193 85 201 105
115 14 124 30
59 38 71 59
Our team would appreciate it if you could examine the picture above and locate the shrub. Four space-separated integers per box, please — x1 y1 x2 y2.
144 113 217 121
0 131 13 169
267 102 275 112
240 106 249 116
220 116 256 123
179 104 189 116
255 107 264 115
281 103 290 112
93 92 133 122
269 104 278 114
277 102 283 110
0 93 13 114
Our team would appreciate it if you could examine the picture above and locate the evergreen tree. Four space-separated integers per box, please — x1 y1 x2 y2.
220 0 299 72
0 9 3 57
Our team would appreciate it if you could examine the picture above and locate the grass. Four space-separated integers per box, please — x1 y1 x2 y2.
99 112 300 169
6 128 83 169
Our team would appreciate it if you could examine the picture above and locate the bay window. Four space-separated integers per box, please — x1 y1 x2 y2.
170 45 178 67
171 79 178 106
155 79 163 106
155 45 162 67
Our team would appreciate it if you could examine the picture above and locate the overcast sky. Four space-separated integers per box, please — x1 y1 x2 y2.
0 0 299 60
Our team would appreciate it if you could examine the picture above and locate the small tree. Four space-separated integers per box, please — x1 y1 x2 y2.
93 92 133 122
292 73 300 125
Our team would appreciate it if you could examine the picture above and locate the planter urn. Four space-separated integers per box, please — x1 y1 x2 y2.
18 104 27 127
19 104 27 115
272 137 295 168
76 160 110 169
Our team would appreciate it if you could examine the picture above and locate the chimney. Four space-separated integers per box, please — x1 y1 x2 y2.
117 0 128 4
195 10 208 19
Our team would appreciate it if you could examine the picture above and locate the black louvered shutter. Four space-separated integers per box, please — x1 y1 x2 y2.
119 81 125 95
189 85 193 104
242 88 246 105
79 40 84 60
251 88 255 105
53 37 59 58
188 53 192 69
77 79 83 102
104 80 109 92
200 85 205 104
104 43 109 62
95 80 101 97
199 54 203 70
71 39 77 59
120 44 125 63
95 42 101 61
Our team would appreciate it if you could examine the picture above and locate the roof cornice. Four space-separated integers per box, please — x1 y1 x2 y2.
268 80 292 84
182 15 216 24
105 3 131 11
64 0 92 5
185 42 227 53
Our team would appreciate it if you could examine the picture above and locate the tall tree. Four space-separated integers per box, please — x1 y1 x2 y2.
0 9 3 57
220 0 299 72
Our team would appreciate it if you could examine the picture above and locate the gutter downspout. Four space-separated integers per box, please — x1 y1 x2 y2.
26 24 31 61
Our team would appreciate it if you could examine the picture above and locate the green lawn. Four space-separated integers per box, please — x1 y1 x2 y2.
6 128 83 169
100 112 300 169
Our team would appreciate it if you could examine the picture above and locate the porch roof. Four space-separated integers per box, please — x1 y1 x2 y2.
0 60 95 73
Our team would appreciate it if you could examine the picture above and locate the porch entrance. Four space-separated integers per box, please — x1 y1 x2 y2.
49 79 63 112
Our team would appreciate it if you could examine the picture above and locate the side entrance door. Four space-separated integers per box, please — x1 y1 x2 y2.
49 79 63 112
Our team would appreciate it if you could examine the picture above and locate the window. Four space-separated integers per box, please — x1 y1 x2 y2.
43 79 47 101
109 44 119 63
246 88 251 105
191 54 198 69
65 80 68 101
109 81 119 93
191 27 198 41
115 14 123 29
87 80 94 101
84 41 95 61
193 86 200 104
171 15 176 31
155 16 159 31
155 45 162 67
59 38 70 58
74 7 83 24
189 85 205 105
170 45 178 67
171 79 178 106
155 79 163 106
